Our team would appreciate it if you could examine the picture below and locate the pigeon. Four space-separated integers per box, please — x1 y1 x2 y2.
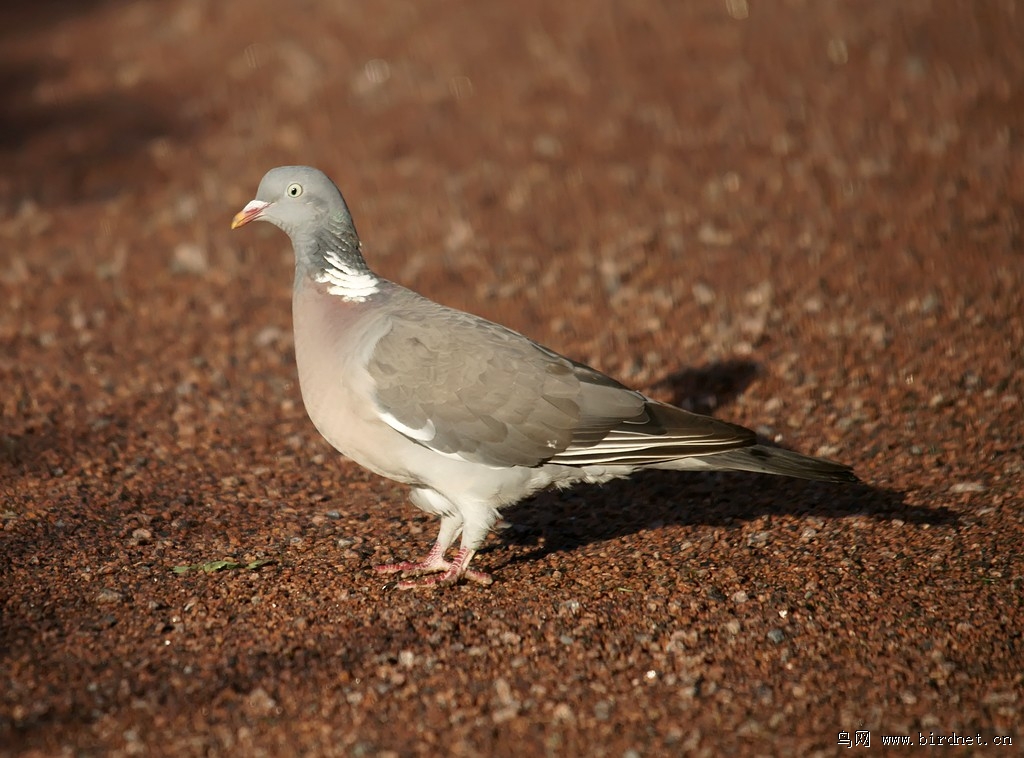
232 166 857 588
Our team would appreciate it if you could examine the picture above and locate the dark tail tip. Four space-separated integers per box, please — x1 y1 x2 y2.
751 445 859 483
712 445 860 483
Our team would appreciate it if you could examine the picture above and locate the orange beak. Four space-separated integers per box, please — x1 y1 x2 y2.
231 200 271 229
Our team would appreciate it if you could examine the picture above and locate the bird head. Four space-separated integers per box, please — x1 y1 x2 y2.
231 166 349 237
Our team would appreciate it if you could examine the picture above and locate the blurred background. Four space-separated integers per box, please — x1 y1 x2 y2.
1 0 1021 754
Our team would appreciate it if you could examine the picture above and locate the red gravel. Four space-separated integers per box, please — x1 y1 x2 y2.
2 1 1021 755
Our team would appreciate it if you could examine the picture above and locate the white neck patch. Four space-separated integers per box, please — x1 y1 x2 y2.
315 249 379 302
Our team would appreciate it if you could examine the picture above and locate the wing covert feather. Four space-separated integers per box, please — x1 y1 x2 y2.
367 290 755 468
368 301 586 466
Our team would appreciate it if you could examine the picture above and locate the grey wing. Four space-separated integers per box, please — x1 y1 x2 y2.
367 302 615 466
368 298 754 468
549 387 756 465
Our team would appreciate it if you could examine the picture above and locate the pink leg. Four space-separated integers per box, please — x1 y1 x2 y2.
374 514 462 577
394 547 493 589
373 503 494 588
374 538 451 576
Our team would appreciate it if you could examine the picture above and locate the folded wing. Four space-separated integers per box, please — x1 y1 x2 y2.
367 294 754 468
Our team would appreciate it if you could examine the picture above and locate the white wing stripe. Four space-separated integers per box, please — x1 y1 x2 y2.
378 410 436 442
555 440 729 456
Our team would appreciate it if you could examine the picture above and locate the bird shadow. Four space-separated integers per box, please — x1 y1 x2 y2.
646 359 762 414
497 474 949 568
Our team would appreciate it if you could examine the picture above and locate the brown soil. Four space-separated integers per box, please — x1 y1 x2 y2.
2 1 1021 755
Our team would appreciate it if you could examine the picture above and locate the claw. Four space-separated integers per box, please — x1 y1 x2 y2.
395 567 493 589
376 546 492 588
374 538 451 577
374 559 450 576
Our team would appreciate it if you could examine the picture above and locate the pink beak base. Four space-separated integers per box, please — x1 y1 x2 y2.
231 199 271 229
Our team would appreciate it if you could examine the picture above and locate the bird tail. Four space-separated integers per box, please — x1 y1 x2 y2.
693 444 859 483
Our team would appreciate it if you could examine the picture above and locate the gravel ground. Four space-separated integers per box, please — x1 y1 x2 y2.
1 1 1021 755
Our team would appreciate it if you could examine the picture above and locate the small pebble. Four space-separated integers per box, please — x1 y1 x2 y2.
170 243 209 274
950 482 986 493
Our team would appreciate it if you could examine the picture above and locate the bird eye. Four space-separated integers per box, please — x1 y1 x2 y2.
286 183 303 198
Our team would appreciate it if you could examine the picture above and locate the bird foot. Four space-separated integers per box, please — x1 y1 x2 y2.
374 547 493 588
394 565 493 589
373 558 451 576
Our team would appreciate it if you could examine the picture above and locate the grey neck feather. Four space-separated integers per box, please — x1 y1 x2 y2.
293 211 382 302
295 211 372 280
